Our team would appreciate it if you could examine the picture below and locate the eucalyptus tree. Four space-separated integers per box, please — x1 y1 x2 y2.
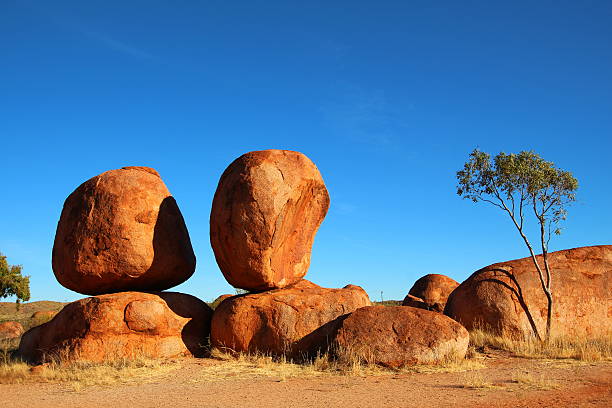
457 150 578 341
0 252 30 305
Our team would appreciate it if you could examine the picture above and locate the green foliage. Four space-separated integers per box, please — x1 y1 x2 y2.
0 253 30 305
457 149 578 240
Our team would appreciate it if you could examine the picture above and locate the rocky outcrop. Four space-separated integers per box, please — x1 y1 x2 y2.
0 321 24 340
402 274 459 312
333 306 469 368
210 280 371 356
19 292 213 363
52 166 196 295
445 245 612 338
210 150 330 291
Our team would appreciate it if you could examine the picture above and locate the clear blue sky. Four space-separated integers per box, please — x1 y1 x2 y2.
1 0 610 303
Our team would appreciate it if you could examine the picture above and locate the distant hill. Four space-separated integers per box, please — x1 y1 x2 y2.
0 300 66 329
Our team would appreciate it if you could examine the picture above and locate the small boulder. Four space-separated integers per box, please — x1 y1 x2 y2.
19 292 212 363
0 321 24 340
31 311 58 320
333 306 469 368
52 166 196 295
402 274 459 312
210 150 330 291
445 245 612 338
210 280 371 356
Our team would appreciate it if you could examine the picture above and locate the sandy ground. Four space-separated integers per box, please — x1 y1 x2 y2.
1 353 610 408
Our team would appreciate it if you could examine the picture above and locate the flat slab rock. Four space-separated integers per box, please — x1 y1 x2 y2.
333 306 469 368
210 280 371 357
210 150 330 291
52 166 196 295
445 245 612 338
19 292 213 363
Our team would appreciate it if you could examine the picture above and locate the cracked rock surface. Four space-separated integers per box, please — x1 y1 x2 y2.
210 280 371 357
52 166 196 295
210 150 330 291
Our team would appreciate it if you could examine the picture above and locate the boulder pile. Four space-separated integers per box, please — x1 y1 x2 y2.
445 245 612 338
19 167 212 363
209 150 371 357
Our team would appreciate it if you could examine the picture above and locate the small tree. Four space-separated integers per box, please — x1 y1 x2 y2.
0 252 31 306
457 149 578 341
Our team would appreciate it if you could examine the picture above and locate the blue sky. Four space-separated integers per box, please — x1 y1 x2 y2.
1 0 610 303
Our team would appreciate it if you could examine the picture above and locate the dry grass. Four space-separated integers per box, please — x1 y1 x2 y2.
469 329 612 362
197 346 484 382
0 342 179 390
511 370 560 390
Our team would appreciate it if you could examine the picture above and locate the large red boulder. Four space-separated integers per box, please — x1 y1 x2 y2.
0 321 24 339
402 274 459 312
18 292 212 363
210 150 330 291
445 245 612 338
333 306 469 368
210 280 371 356
52 166 196 295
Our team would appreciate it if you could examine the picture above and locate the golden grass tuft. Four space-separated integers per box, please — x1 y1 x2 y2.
198 346 484 381
0 341 179 389
511 370 560 390
469 329 612 362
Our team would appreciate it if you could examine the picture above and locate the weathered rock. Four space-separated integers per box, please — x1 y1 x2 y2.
31 310 58 320
18 292 212 363
333 306 469 368
210 280 371 356
402 274 459 312
401 294 430 311
52 166 196 295
210 150 330 291
445 245 612 338
0 321 24 339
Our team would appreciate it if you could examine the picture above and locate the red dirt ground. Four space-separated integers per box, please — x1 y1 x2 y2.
1 353 610 408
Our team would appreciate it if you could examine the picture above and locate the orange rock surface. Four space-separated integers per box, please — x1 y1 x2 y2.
333 306 469 368
0 321 24 339
52 166 196 295
402 274 459 312
18 292 212 363
210 280 371 356
210 150 330 291
445 245 612 338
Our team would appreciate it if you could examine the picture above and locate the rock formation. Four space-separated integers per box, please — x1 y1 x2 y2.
333 306 469 367
19 292 213 363
445 245 612 338
210 150 330 291
52 166 196 295
210 280 371 356
402 274 459 312
0 321 24 340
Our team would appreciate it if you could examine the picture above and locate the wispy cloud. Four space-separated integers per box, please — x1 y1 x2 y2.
22 1 154 60
320 83 408 146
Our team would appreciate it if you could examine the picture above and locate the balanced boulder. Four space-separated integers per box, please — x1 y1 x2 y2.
210 280 371 356
445 245 612 338
333 306 469 368
210 150 330 291
402 274 459 312
52 166 196 295
19 292 212 363
0 321 24 340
